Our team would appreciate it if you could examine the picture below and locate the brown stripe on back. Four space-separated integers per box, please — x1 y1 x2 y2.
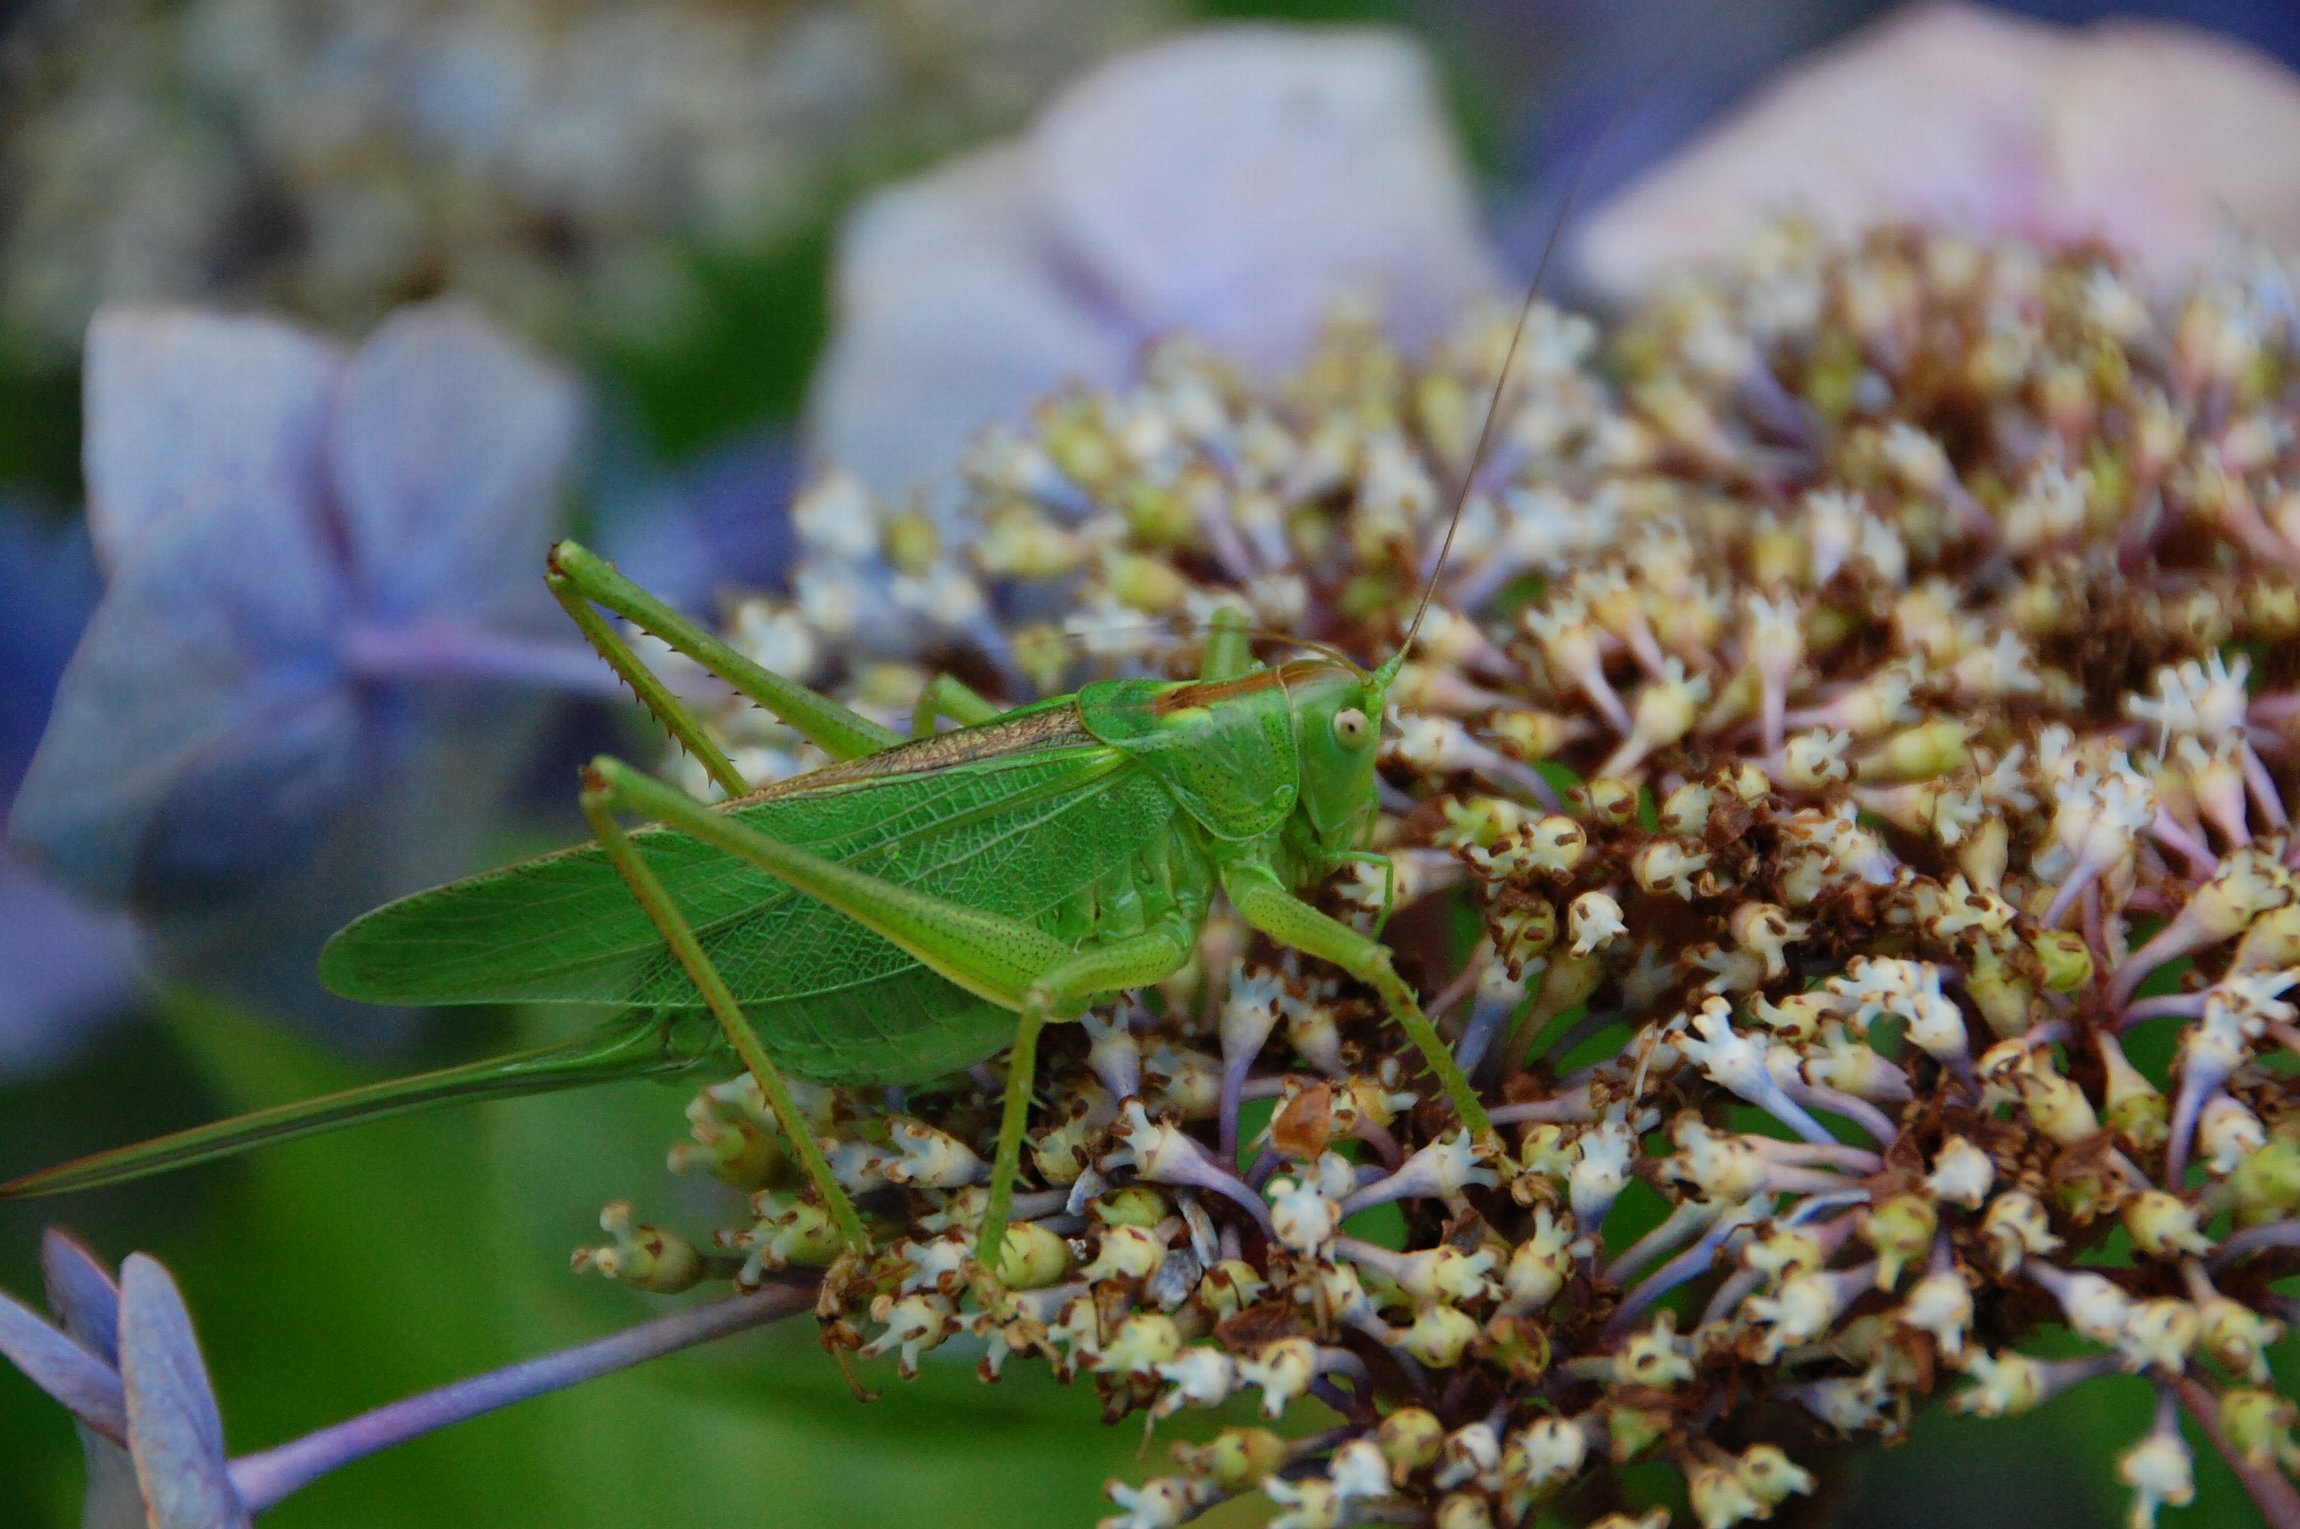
1151 660 1344 713
734 704 1101 804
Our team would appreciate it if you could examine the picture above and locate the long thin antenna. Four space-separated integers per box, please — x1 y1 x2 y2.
1378 25 1700 686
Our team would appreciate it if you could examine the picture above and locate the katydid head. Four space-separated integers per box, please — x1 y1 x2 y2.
1283 660 1387 849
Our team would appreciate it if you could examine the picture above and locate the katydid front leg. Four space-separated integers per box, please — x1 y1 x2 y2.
911 673 1005 737
586 759 1192 1268
1221 862 1495 1141
1199 607 1258 684
549 540 903 766
1332 848 1399 936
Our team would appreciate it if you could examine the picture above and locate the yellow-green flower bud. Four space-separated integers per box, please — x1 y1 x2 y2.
2120 1190 2212 1260
994 1220 1073 1289
2097 1032 2168 1151
1378 1407 1447 1480
1581 778 1641 826
2219 1389 2300 1475
1435 1492 1497 1529
1860 1194 1938 1290
2228 1140 2300 1224
1194 1259 1270 1324
2020 1065 2102 1146
1483 1314 1551 1386
1177 1428 1290 1494
1964 947 2037 1039
1605 1405 1667 1464
1093 1186 1171 1230
2029 930 2094 993
2199 1296 2284 1383
571 1201 703 1292
1860 716 1972 782
1390 1305 1481 1368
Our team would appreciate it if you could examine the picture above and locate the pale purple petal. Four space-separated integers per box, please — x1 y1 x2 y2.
808 24 1504 506
1034 25 1502 367
0 1285 127 1443
328 301 582 625
809 146 1137 504
1577 4 2300 296
119 1256 249 1529
80 309 343 574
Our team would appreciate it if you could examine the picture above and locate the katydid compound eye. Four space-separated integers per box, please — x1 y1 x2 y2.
1333 707 1370 746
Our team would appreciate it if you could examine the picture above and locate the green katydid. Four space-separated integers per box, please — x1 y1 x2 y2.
0 84 1621 1261
2 530 1497 1263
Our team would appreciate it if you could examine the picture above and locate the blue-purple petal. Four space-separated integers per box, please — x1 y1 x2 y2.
8 505 355 902
119 1255 249 1529
40 1232 122 1363
40 1233 144 1529
328 300 582 626
0 863 140 1074
80 309 343 574
0 1284 127 1444
0 507 142 1074
0 503 103 788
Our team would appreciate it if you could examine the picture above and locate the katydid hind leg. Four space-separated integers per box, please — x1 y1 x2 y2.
0 1014 715 1201
1221 862 1494 1140
580 768 870 1251
981 928 1194 1266
589 756 1197 1268
550 539 902 763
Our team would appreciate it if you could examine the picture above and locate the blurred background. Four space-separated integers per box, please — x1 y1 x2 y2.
1 2 2295 1525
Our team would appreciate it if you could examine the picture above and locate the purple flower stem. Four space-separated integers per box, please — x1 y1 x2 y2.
1457 990 1521 1083
2164 1072 2219 1187
1607 1218 1735 1338
2118 992 2206 1030
1308 1377 1369 1422
1745 1077 1843 1149
2173 1374 2300 1529
1217 1058 1250 1165
1243 1147 1281 1191
1604 1200 1716 1286
1749 1139 1882 1174
2241 746 2290 830
1348 1117 1403 1169
2253 691 2300 727
341 621 632 700
1489 1090 1597 1126
2148 810 2220 880
1779 1079 1899 1144
1698 1267 1765 1329
2041 860 2103 934
2209 1220 2300 1270
228 1280 816 1513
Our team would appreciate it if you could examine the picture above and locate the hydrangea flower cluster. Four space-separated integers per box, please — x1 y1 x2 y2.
572 225 2300 1528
